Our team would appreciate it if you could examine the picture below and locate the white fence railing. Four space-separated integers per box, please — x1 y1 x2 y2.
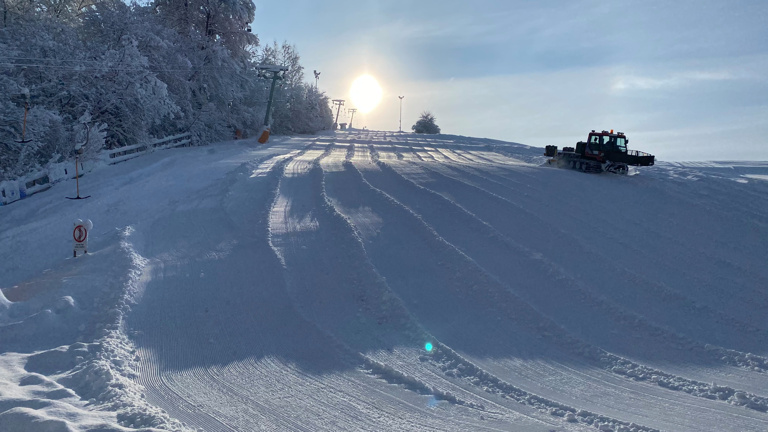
104 132 191 165
1 133 192 205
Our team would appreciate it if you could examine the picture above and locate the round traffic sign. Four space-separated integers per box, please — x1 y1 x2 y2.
73 225 88 243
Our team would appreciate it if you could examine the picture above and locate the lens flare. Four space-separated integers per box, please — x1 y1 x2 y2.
425 342 433 352
427 395 439 407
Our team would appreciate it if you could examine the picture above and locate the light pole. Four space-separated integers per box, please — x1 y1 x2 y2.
398 96 404 132
313 70 320 89
348 108 357 129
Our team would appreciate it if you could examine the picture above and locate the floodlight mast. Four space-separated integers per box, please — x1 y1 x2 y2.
332 99 345 130
254 64 288 143
398 96 404 132
348 108 357 129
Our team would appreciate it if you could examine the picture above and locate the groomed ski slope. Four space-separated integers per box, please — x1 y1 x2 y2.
1 130 768 432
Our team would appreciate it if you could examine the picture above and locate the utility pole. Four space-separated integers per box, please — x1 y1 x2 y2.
313 70 320 89
348 108 357 129
332 99 345 130
398 96 404 132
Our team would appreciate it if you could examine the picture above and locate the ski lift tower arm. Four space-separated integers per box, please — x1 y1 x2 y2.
254 64 288 128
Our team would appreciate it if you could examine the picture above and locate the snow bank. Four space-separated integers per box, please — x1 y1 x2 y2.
0 226 193 431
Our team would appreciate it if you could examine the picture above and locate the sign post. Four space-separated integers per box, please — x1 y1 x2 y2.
73 219 92 257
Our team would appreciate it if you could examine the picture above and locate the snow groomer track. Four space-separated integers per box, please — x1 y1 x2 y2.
4 130 767 432
129 131 768 431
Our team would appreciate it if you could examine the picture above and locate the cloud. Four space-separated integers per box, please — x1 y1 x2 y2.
369 7 525 47
253 0 768 161
612 70 740 91
356 64 768 161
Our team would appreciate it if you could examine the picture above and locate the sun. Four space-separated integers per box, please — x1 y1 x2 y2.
350 75 383 114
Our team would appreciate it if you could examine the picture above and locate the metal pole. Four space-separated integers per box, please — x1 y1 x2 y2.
254 64 287 144
348 108 357 129
332 99 345 129
21 102 28 141
75 156 80 197
263 71 280 127
398 96 404 132
335 105 341 126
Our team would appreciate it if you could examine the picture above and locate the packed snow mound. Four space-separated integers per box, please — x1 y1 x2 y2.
1 131 767 432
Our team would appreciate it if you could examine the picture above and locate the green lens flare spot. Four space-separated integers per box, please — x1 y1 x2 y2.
425 342 433 352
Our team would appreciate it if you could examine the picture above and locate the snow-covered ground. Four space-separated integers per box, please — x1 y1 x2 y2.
2 130 768 432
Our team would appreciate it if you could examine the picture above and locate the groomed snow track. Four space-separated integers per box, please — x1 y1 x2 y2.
130 132 768 431
3 131 767 432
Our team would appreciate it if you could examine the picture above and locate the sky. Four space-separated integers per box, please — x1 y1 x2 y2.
252 0 768 161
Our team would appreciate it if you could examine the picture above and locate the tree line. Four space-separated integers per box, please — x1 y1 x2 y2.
0 0 333 180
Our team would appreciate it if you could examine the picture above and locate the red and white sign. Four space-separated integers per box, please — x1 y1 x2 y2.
73 219 91 256
73 225 88 243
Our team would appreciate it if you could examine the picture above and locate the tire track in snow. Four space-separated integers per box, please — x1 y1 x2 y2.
133 141 420 431
441 157 768 330
285 144 568 430
125 135 768 432
650 163 768 227
400 158 768 395
447 156 768 319
341 155 768 428
421 163 768 390
266 142 498 430
131 145 354 431
447 158 768 328
406 146 425 162
427 157 765 308
402 159 768 369
263 142 557 431
437 148 476 164
324 160 674 431
134 236 273 428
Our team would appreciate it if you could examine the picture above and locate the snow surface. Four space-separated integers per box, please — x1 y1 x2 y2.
1 131 768 432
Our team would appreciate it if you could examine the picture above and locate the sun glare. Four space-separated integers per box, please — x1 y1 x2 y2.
350 75 383 114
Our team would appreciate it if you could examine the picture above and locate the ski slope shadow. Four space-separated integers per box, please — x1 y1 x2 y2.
122 137 768 432
125 149 550 432
125 155 399 430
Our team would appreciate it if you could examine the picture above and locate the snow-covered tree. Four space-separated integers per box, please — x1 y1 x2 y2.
412 111 440 134
0 0 329 180
72 111 107 160
152 0 257 60
259 41 332 135
259 41 304 87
